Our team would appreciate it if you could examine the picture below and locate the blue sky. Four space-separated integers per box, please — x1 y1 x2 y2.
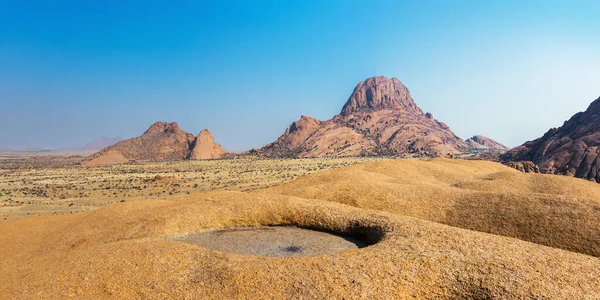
1 0 599 151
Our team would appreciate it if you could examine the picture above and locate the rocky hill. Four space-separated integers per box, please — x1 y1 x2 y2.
253 76 468 158
83 122 227 166
503 96 600 182
465 135 508 151
84 136 123 151
188 129 227 160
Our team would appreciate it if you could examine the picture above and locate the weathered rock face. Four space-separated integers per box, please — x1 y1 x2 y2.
188 129 227 160
503 96 600 182
506 161 540 173
340 76 420 116
465 135 509 151
254 76 468 158
83 122 227 166
84 136 123 151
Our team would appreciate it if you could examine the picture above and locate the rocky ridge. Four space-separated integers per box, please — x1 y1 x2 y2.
503 96 600 181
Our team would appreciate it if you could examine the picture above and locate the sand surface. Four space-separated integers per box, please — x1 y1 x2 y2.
2 159 600 298
171 226 368 257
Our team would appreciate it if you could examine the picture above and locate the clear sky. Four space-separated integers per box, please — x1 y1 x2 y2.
1 0 599 151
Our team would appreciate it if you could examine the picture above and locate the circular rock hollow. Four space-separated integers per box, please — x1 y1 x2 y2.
171 226 377 257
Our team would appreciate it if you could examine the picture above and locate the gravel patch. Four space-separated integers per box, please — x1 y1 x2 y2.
171 226 369 257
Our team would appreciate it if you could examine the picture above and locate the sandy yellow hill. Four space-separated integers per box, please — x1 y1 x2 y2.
262 159 600 257
1 159 600 298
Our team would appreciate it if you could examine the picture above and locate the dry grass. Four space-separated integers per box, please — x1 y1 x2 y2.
1 158 600 298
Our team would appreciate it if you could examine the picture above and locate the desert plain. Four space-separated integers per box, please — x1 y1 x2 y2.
0 154 380 220
1 153 600 299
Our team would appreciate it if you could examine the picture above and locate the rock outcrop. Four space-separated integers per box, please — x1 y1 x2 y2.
340 76 419 116
188 129 227 160
465 135 509 151
506 161 540 173
503 96 600 182
83 122 227 166
254 76 468 158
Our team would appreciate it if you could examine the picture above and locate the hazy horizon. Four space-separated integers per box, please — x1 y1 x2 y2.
2 1 600 151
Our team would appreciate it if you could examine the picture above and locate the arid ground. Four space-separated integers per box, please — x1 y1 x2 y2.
1 155 600 298
0 154 381 220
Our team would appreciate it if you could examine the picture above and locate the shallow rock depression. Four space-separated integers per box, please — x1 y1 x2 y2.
172 226 372 257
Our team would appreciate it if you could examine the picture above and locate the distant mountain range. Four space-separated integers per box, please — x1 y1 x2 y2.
465 135 509 151
10 75 600 185
84 136 123 151
0 137 123 153
0 147 45 152
79 76 508 166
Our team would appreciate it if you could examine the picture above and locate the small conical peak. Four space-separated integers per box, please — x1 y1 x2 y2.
196 129 216 143
468 135 486 144
465 135 509 150
189 128 227 160
288 115 321 135
340 76 423 116
143 121 182 135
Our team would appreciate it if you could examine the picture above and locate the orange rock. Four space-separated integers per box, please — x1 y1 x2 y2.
255 76 467 158
188 129 227 160
83 122 228 166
